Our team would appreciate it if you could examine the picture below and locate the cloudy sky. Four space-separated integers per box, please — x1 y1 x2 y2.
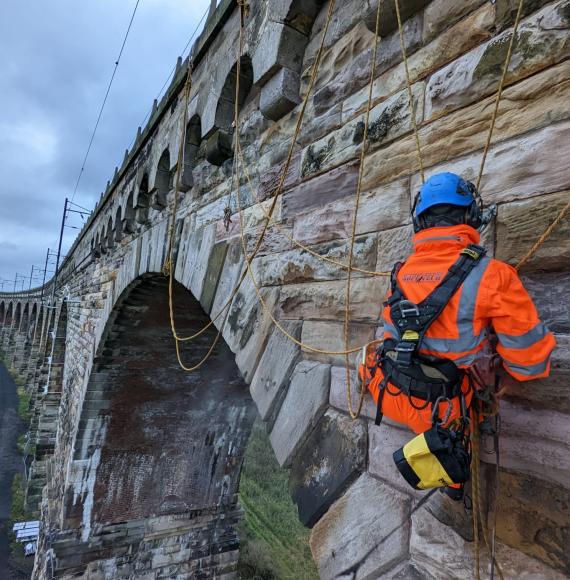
0 0 212 288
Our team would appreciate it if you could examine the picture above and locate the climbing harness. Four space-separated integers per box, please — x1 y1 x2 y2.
373 244 486 427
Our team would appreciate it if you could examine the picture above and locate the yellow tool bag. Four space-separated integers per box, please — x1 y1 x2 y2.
393 424 470 490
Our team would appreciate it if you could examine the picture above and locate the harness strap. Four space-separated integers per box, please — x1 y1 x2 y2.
389 244 486 361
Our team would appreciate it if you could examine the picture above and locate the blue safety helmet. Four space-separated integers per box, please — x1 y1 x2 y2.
412 172 482 232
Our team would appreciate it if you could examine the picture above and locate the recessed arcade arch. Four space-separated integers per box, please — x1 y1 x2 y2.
65 276 257 574
135 173 151 224
207 55 254 166
152 149 173 209
180 115 202 191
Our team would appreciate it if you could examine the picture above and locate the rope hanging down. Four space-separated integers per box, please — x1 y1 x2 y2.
165 0 566 370
345 0 383 419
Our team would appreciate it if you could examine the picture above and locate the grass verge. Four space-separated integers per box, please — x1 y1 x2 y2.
238 419 318 580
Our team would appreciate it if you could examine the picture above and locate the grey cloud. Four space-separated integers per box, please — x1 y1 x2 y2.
0 0 211 282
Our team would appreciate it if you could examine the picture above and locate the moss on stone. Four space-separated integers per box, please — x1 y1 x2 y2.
302 137 335 177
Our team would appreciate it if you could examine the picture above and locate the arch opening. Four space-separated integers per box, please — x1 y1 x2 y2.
152 150 172 209
62 276 257 576
180 115 202 191
114 206 123 243
123 191 137 234
135 174 151 224
207 56 254 166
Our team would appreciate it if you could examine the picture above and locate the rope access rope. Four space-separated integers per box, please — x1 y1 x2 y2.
345 0 383 418
394 0 425 183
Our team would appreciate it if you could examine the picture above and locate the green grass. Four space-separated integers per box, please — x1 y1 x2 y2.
9 473 28 558
16 385 32 424
238 420 318 580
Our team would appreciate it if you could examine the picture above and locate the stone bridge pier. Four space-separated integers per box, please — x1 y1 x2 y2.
1 0 569 578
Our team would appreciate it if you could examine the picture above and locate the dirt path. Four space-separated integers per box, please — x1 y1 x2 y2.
0 362 33 578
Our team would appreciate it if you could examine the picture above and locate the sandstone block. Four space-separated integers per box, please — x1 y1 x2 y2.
479 401 570 488
211 241 244 328
200 241 227 314
257 152 301 201
343 3 496 121
406 121 570 206
249 321 301 421
230 281 280 383
291 178 411 246
376 226 414 272
278 276 388 323
300 320 375 366
189 223 217 301
329 366 377 420
496 190 570 272
253 234 377 287
289 409 367 527
369 422 425 499
410 507 475 579
260 67 301 122
269 361 330 467
282 161 359 218
522 274 570 335
422 0 487 42
425 1 570 120
310 473 411 579
479 465 570 574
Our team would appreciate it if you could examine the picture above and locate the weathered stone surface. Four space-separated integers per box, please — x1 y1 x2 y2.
479 401 570 488
253 234 377 287
187 223 217 301
369 422 425 499
503 333 570 413
425 1 570 120
269 361 330 467
495 0 554 31
481 464 570 574
405 121 570 206
371 64 570 190
376 225 414 272
344 3 496 120
249 321 301 421
260 66 301 121
211 240 244 327
229 281 280 383
291 178 411 246
329 366 377 420
257 151 301 201
304 83 424 181
278 276 388 322
422 0 487 42
522 275 570 334
310 474 411 579
364 0 431 39
496 190 570 272
410 507 474 579
200 241 228 314
289 409 367 527
283 161 359 218
301 320 375 366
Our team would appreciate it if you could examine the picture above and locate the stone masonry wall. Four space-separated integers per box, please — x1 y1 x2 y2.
0 0 569 578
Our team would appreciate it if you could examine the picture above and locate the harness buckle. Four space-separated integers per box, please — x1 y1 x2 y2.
461 247 482 260
397 300 420 319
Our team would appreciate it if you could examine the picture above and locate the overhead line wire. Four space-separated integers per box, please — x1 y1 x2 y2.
71 0 142 203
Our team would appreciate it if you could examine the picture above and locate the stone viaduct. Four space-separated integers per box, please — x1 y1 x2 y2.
0 0 569 578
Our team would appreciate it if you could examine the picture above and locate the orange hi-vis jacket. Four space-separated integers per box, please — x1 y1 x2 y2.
363 224 556 434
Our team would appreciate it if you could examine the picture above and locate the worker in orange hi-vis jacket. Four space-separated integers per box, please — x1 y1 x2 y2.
358 172 556 498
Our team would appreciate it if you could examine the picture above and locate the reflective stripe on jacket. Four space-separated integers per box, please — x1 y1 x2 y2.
365 224 556 433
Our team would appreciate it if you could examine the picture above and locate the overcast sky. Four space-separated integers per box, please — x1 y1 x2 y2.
0 0 211 289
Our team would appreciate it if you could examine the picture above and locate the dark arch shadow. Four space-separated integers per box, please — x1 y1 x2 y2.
61 275 257 576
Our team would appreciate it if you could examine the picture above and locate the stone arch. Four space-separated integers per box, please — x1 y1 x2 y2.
0 301 5 325
14 302 22 329
43 300 68 396
63 275 256 575
113 206 123 243
21 302 30 331
180 115 202 191
5 302 13 327
123 191 137 234
106 216 115 250
151 149 172 209
206 55 254 166
135 173 151 224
